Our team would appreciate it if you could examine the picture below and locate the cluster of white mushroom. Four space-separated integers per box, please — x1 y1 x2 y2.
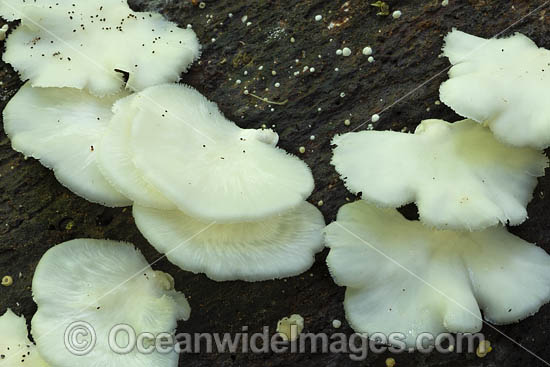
4 0 549 360
99 84 325 282
1 1 323 366
327 29 550 348
0 1 200 366
2 0 325 284
1 239 191 367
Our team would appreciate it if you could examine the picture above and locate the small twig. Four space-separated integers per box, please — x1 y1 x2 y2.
247 92 289 106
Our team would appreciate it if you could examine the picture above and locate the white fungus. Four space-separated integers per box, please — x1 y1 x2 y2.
274 82 281 88
371 114 380 123
325 201 550 348
362 46 373 56
336 49 343 56
32 239 190 367
133 202 325 281
368 56 375 63
0 309 49 366
1 0 201 96
331 119 549 230
440 29 550 148
3 82 131 207
332 319 342 328
315 15 323 21
96 82 323 278
100 84 315 223
442 0 449 6
342 47 352 57
392 10 402 19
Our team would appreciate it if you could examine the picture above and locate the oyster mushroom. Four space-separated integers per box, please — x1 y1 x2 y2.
331 119 548 231
129 85 313 222
133 201 325 281
98 84 324 280
99 84 314 222
3 83 131 207
0 309 49 366
325 200 550 348
31 239 190 367
2 0 200 96
440 29 550 148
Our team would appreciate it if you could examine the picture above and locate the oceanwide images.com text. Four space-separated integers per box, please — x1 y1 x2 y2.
64 321 486 361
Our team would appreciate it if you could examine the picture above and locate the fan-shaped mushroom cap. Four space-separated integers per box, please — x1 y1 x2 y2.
2 1 200 96
440 29 550 149
325 200 550 348
133 202 325 281
0 309 49 366
331 119 548 231
31 239 190 367
3 83 131 207
108 84 313 222
98 96 175 209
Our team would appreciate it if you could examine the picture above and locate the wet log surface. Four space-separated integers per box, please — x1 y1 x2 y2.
1 0 550 366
